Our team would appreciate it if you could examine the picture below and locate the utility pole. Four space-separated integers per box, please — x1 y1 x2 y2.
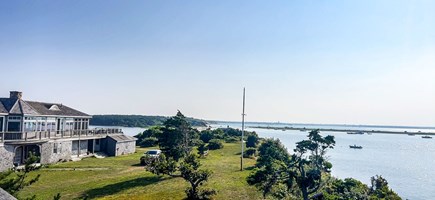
241 87 246 171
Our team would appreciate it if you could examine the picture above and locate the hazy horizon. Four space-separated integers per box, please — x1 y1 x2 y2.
1 1 435 126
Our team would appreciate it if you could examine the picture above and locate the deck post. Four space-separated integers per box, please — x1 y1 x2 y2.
77 139 80 157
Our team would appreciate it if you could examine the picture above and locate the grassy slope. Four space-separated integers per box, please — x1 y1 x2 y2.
18 143 262 200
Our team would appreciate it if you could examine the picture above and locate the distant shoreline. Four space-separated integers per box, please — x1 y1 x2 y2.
210 121 435 130
250 126 435 136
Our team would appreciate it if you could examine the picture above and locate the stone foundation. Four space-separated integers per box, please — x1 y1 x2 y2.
0 144 14 172
40 140 73 164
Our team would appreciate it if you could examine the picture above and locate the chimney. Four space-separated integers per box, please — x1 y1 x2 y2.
10 91 22 99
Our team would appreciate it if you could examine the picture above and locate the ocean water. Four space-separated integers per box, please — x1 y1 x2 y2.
212 122 435 200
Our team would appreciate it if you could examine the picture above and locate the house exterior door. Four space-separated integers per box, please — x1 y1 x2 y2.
14 146 23 165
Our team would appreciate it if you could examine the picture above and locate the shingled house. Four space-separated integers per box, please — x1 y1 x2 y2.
0 91 136 172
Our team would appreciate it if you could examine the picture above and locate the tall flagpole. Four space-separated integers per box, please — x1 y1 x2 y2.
241 87 246 171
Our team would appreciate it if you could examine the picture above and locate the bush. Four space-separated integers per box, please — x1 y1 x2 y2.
225 136 239 143
140 137 158 147
246 135 259 148
207 139 224 150
142 154 177 176
185 187 217 200
243 148 257 158
192 139 204 146
200 130 214 143
197 141 209 157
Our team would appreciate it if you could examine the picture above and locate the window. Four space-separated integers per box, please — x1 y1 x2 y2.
53 143 62 153
8 116 21 121
49 105 60 111
24 122 34 132
96 139 100 145
7 122 21 132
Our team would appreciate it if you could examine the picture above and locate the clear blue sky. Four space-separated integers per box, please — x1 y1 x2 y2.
1 1 435 126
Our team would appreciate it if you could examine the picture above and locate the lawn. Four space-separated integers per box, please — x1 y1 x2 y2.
17 143 262 200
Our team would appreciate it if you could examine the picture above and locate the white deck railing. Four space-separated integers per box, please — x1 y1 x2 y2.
0 128 123 142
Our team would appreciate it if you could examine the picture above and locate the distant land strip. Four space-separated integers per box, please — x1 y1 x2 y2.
250 126 435 136
90 115 208 127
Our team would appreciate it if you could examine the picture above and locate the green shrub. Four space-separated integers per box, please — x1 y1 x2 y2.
246 135 259 148
197 141 209 157
243 148 257 158
225 136 239 143
140 137 158 147
208 139 224 150
200 130 214 143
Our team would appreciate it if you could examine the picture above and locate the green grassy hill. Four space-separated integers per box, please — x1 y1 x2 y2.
18 143 261 200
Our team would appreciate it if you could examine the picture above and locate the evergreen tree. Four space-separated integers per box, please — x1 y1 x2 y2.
0 152 41 197
158 111 197 161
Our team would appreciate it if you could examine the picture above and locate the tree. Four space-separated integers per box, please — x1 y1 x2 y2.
197 142 209 158
292 130 335 200
199 130 214 143
135 126 162 147
246 134 259 148
207 139 223 150
179 154 216 200
323 177 369 200
247 160 289 198
142 154 177 176
143 153 217 199
369 175 401 200
256 138 291 168
0 152 41 197
248 138 293 198
248 130 335 200
158 111 198 161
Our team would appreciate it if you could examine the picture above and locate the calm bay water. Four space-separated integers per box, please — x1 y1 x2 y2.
212 122 435 200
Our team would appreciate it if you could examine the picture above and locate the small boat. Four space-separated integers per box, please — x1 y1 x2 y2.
408 133 415 136
349 145 363 149
422 135 432 139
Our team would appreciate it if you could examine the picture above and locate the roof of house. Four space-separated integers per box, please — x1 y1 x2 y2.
0 100 7 114
0 93 90 117
25 101 89 117
0 188 17 200
108 135 137 142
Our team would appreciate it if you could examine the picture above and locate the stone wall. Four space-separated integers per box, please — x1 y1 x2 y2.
40 140 73 164
115 141 136 156
0 144 14 171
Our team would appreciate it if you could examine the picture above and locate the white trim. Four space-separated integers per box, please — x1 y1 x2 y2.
0 116 4 132
24 114 92 118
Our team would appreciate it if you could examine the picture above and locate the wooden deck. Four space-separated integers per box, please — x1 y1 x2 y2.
0 128 123 143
